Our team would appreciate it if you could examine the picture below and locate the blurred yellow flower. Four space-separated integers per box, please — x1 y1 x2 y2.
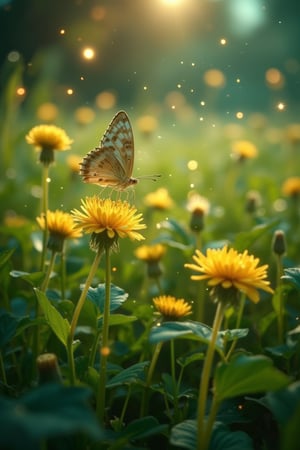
153 295 192 320
231 140 258 161
135 243 166 262
137 115 158 137
66 155 82 173
185 245 273 304
26 125 73 151
285 123 300 146
144 188 174 210
36 103 59 122
71 197 146 251
74 106 95 125
26 124 73 166
37 210 82 252
187 193 210 215
282 177 300 197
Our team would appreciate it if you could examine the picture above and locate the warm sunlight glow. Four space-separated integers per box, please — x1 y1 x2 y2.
161 0 183 5
82 47 96 60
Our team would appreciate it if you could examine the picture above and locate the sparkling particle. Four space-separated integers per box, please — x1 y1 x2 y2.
236 112 244 119
67 88 74 95
82 47 95 60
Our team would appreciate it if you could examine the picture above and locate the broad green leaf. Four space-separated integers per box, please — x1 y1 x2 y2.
170 420 253 450
282 267 300 290
254 381 300 424
114 416 167 446
281 399 300 450
108 314 137 326
149 321 247 352
106 361 149 388
86 283 128 314
35 288 70 348
177 352 205 368
10 270 45 287
0 384 104 449
170 420 196 449
214 354 290 402
149 321 223 350
233 221 278 252
209 422 254 450
219 328 249 342
158 218 194 247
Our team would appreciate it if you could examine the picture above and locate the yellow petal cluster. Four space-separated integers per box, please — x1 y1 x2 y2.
144 188 174 210
26 124 73 151
185 245 274 304
153 295 192 320
135 243 166 262
36 210 82 240
71 197 146 241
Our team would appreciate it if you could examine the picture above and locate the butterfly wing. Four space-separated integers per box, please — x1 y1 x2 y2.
80 111 136 189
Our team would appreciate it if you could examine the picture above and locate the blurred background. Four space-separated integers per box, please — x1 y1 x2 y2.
1 0 300 116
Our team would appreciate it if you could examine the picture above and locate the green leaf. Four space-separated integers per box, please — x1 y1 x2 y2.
282 267 300 290
34 288 70 348
170 420 253 450
114 416 167 447
214 354 290 402
108 314 137 326
0 248 15 269
170 419 197 449
0 312 18 348
0 384 104 449
209 422 254 450
233 221 278 252
256 381 300 424
86 283 128 314
149 321 223 352
10 270 45 287
106 361 149 388
219 328 249 342
177 352 205 369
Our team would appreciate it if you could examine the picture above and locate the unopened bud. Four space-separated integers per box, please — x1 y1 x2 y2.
272 230 286 256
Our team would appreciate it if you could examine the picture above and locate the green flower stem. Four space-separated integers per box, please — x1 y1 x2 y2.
33 250 57 363
224 293 246 362
68 248 103 385
197 301 226 450
170 339 179 421
275 254 284 344
40 250 57 293
202 395 221 449
60 245 66 300
0 351 7 385
96 246 112 423
140 341 163 418
40 164 49 271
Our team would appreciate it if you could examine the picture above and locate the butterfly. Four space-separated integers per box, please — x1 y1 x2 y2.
80 110 160 190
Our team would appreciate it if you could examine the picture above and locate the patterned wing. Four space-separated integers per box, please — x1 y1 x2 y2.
79 111 136 189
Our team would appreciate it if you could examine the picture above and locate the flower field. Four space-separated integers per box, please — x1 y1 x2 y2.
1 2 300 449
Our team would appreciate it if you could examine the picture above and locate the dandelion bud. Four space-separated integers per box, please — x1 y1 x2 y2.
37 353 62 384
189 208 205 232
272 230 286 256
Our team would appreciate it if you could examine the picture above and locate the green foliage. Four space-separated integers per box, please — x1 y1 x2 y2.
0 384 104 450
214 354 290 402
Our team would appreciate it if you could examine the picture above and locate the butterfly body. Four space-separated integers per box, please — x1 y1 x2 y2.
80 111 139 190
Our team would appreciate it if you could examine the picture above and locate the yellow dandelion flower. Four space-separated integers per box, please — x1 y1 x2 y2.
26 124 73 166
137 115 158 137
231 140 258 161
282 177 300 197
153 295 192 320
66 155 82 174
71 197 146 251
37 210 82 253
185 245 274 304
135 243 166 262
285 123 300 146
135 243 166 278
144 187 174 210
